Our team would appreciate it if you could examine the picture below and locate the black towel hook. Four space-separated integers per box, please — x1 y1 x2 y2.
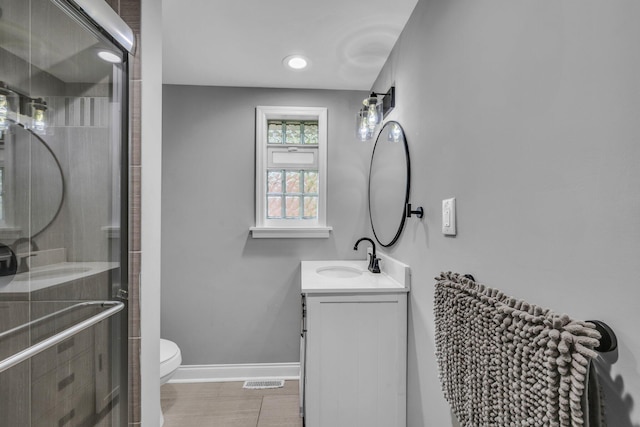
587 320 617 353
406 203 424 219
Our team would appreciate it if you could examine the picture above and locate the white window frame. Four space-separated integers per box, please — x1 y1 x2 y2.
250 106 332 238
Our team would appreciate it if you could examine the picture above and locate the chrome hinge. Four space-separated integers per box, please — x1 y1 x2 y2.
115 289 129 301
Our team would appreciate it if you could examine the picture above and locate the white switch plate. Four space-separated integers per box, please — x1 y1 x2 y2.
442 198 456 236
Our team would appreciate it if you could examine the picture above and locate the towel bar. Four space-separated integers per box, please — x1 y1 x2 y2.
588 320 617 352
460 274 616 353
0 301 124 374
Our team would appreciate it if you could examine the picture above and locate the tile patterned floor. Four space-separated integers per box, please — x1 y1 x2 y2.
161 381 302 427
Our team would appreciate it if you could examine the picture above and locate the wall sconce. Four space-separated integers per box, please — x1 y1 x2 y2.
355 86 395 141
0 81 48 136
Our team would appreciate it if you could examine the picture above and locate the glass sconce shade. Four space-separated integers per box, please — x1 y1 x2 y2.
0 94 8 134
362 94 382 130
0 85 20 136
356 107 374 141
28 98 47 134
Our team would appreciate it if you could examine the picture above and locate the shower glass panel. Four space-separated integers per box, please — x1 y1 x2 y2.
0 0 128 426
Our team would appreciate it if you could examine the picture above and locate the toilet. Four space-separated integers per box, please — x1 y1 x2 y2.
160 338 182 426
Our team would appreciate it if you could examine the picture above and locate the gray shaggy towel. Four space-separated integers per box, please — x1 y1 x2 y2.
434 272 605 427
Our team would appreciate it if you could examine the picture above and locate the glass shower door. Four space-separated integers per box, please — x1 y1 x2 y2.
0 0 129 425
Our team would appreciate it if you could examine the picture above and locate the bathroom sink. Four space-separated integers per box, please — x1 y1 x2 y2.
14 267 92 281
1 262 118 294
315 266 363 278
302 258 410 294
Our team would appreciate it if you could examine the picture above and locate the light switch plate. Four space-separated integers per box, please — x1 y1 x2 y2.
442 198 456 236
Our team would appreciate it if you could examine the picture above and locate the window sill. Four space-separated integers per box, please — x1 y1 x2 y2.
249 226 333 239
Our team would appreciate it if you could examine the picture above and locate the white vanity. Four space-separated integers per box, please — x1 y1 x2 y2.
300 253 410 427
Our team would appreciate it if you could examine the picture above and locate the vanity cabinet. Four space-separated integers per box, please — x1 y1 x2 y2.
34 276 118 427
300 258 409 427
0 266 119 427
29 318 115 427
300 258 410 427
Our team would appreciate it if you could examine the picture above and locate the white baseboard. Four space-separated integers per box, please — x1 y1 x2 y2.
169 362 300 384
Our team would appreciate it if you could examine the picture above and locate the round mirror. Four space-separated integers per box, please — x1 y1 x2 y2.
368 121 410 247
2 123 65 240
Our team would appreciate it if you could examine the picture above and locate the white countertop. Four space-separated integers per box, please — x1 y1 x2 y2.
0 262 119 294
301 256 410 294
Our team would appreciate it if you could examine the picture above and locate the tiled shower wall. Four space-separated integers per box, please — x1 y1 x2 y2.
104 0 142 425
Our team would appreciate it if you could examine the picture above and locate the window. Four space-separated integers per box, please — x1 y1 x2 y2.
267 170 318 219
251 106 331 238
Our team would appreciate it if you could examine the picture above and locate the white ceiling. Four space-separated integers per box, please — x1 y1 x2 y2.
162 0 418 91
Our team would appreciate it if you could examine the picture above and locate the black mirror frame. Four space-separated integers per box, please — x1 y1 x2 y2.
368 121 411 248
6 121 66 240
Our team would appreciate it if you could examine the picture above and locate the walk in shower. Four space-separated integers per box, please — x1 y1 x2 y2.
0 0 131 425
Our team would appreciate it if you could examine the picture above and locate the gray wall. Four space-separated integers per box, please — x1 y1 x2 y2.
162 2 640 424
161 86 370 364
371 0 640 426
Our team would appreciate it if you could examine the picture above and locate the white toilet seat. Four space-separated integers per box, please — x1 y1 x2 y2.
160 339 182 426
160 339 182 384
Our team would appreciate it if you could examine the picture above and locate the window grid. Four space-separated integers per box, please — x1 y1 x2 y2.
268 120 319 145
267 169 319 219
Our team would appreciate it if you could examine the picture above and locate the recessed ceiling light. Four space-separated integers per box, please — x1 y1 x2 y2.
97 50 122 64
283 55 309 70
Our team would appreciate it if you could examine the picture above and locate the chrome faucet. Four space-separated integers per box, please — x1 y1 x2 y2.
353 237 381 274
12 238 39 274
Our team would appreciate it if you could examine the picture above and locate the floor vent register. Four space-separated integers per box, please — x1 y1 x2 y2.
242 380 285 389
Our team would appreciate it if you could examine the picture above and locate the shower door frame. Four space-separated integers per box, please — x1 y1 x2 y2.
54 0 132 423
0 0 134 423
41 0 132 423
63 1 134 422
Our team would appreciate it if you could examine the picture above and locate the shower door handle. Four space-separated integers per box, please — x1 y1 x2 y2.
115 289 129 300
0 300 124 374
